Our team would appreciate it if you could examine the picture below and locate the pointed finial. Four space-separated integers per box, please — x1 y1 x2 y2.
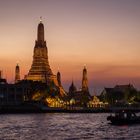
40 16 42 23
84 64 86 69
71 79 74 86
16 61 19 67
72 77 74 84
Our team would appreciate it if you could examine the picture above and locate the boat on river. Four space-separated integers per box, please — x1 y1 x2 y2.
107 110 140 125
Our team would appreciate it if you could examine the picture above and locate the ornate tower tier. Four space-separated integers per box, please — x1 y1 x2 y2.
26 21 55 83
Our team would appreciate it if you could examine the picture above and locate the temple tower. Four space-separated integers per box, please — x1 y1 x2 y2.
0 70 2 79
82 66 88 91
69 81 77 96
56 71 66 96
26 20 56 83
25 19 66 96
57 71 61 86
15 64 20 83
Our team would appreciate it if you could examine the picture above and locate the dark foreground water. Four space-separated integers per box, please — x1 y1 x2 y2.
0 113 140 140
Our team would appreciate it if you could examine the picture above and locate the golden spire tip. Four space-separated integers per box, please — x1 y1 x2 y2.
40 16 42 23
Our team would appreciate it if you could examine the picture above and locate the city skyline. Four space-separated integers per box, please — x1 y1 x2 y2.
0 0 140 94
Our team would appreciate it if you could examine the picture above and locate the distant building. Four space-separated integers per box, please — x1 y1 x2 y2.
0 70 7 84
87 95 105 108
100 84 138 105
0 82 26 105
0 80 56 105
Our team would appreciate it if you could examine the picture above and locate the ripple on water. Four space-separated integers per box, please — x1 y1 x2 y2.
0 113 140 140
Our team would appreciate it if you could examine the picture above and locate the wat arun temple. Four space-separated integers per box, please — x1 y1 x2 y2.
26 20 56 83
0 20 95 108
26 19 66 96
0 19 139 110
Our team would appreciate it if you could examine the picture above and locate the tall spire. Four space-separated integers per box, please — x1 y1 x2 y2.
15 64 20 83
25 20 66 96
57 71 61 86
37 17 44 42
82 66 88 91
26 20 53 82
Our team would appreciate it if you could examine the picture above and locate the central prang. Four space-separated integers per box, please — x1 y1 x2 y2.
26 21 55 83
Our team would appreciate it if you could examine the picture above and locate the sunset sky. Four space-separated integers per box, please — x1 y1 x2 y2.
0 0 140 94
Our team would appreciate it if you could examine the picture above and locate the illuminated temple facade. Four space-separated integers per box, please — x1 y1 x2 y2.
25 20 65 96
26 20 57 83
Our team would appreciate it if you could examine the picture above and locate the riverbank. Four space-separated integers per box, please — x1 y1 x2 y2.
1 104 140 114
0 105 109 114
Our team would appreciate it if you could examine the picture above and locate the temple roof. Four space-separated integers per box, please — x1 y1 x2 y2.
69 81 77 92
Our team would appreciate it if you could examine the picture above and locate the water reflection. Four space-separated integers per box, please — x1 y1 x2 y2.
0 113 140 140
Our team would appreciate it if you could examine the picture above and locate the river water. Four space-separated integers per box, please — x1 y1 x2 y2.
0 113 140 140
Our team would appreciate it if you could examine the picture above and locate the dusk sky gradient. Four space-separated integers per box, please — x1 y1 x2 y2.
0 0 140 94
